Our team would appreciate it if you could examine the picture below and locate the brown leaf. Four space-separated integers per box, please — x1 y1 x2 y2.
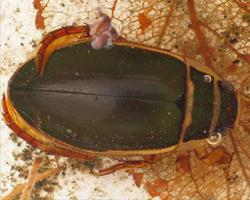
176 154 191 173
145 178 168 198
132 173 144 188
138 13 152 34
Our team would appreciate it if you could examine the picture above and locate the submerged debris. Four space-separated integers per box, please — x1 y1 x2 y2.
89 8 118 49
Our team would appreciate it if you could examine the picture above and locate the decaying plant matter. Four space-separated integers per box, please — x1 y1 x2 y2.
3 157 63 200
2 0 250 199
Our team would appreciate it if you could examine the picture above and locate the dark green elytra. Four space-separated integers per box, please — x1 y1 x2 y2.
8 42 237 152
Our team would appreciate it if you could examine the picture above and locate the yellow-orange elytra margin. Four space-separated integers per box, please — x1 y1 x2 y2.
36 25 90 76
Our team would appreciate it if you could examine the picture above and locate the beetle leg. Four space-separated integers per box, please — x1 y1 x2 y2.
195 146 232 166
91 155 156 176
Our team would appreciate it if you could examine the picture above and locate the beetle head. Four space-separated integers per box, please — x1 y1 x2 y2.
214 80 238 137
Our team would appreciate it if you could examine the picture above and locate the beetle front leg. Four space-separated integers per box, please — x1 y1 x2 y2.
91 155 156 176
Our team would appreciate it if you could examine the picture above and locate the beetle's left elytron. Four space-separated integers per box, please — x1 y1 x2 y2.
2 23 240 169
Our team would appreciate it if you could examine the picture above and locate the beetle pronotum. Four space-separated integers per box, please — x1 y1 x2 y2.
2 19 240 175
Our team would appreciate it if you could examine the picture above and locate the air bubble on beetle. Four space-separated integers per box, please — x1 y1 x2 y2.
203 75 212 83
74 72 80 76
66 129 72 134
207 132 222 145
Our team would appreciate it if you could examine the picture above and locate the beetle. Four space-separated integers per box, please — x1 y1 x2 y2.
2 20 240 175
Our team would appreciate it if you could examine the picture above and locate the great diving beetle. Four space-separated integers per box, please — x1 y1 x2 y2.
2 21 240 174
